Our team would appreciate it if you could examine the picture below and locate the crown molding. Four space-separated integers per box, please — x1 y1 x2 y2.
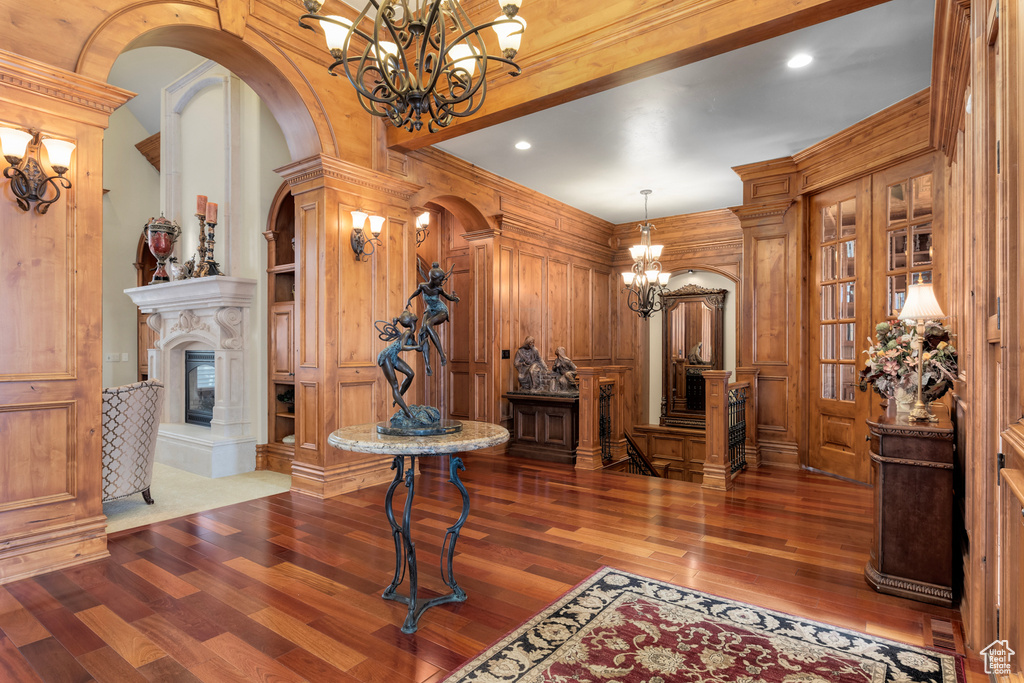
275 155 423 200
0 48 134 119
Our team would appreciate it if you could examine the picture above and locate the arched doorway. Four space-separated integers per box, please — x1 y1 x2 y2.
413 196 494 423
99 37 303 524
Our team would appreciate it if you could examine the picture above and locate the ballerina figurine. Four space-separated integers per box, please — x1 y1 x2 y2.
406 261 459 369
376 311 431 420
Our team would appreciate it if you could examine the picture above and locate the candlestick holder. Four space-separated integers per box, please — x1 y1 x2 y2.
191 213 209 277
204 219 222 276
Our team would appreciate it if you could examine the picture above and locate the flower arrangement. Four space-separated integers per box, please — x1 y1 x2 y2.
859 320 958 402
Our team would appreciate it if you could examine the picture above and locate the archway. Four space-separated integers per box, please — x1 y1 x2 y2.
76 9 328 161
412 195 493 422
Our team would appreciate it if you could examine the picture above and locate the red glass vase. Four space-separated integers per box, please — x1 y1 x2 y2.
144 216 181 284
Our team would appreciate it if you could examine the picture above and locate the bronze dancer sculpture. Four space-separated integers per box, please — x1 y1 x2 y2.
376 311 431 421
406 261 459 370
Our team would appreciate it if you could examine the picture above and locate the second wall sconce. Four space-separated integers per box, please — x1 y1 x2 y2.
415 210 430 246
351 210 384 260
1 127 76 215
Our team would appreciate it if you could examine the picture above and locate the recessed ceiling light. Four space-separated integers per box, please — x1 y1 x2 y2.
514 140 531 150
787 53 813 69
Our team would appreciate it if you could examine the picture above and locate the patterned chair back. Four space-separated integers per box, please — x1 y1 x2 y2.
101 380 165 503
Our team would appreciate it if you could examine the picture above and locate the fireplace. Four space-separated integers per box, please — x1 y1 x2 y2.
184 350 215 426
125 276 257 477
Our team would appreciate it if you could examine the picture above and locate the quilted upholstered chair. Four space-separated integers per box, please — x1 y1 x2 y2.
101 380 165 504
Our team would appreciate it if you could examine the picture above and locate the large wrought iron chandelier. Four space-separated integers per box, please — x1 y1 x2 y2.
300 0 526 133
621 190 671 319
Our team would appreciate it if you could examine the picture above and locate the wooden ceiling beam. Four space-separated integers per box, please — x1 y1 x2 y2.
386 0 891 152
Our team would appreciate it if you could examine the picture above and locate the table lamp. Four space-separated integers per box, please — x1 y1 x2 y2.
897 281 946 421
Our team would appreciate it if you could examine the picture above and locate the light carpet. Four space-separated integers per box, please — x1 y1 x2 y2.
103 462 290 533
444 567 963 683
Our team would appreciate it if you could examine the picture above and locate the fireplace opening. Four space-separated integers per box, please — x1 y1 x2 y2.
185 350 215 427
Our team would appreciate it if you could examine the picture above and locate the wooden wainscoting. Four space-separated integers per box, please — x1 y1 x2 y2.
632 424 707 483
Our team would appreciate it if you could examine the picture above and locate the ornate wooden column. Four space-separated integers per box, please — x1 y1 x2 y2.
702 370 732 491
0 50 133 581
575 367 604 470
276 155 423 498
730 169 800 468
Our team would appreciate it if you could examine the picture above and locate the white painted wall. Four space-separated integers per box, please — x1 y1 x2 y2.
102 106 161 388
647 270 738 422
103 55 290 446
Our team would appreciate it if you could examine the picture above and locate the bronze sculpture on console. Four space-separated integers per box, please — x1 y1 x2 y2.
514 336 549 392
552 346 579 393
511 337 579 395
374 272 461 436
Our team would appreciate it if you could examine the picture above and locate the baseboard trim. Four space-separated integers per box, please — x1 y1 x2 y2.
0 515 109 584
290 457 394 498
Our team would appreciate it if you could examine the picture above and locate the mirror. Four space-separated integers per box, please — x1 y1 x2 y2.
661 285 727 428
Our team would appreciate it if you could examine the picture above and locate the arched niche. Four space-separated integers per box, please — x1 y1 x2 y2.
411 194 494 422
76 10 328 161
647 268 740 424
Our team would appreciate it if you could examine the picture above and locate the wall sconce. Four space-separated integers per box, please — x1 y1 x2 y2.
1 127 76 215
351 209 384 260
415 210 430 246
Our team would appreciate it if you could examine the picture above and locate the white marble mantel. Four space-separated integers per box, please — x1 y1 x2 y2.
125 276 258 477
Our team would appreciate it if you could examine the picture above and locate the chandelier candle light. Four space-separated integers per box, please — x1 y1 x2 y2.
299 0 526 133
897 281 946 422
621 189 671 319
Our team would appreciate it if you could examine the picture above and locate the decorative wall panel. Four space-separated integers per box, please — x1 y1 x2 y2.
0 402 74 509
753 235 788 365
299 202 320 368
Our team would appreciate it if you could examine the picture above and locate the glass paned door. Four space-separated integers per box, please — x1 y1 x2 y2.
809 177 872 483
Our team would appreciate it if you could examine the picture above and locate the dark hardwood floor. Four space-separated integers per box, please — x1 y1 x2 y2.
0 452 985 681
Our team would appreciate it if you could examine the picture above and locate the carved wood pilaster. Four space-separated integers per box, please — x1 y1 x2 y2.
930 0 972 159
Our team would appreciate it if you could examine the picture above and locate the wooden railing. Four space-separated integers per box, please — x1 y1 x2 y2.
702 368 760 491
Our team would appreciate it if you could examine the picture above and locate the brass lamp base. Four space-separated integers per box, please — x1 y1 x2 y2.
908 401 938 422
907 322 937 422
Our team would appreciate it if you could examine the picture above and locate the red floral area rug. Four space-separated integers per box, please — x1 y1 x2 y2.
444 567 963 682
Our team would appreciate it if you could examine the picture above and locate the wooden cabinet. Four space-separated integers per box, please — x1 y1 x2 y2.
865 412 955 606
261 185 296 474
504 393 578 465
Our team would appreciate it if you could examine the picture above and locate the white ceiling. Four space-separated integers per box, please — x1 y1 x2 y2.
108 0 935 225
435 0 935 223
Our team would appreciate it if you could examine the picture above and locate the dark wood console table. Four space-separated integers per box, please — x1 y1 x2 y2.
864 412 954 607
503 392 578 465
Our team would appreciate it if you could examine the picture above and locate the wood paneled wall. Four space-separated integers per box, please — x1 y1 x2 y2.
722 90 934 469
931 0 1024 651
0 51 133 582
402 148 641 428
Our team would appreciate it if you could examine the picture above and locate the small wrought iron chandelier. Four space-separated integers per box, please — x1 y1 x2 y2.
621 190 671 319
299 0 526 133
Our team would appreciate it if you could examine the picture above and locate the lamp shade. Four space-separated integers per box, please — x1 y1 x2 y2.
492 15 526 53
622 272 635 285
41 138 76 170
416 211 430 227
351 210 368 230
898 283 945 322
368 215 386 236
0 127 32 160
321 15 353 53
448 44 480 78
